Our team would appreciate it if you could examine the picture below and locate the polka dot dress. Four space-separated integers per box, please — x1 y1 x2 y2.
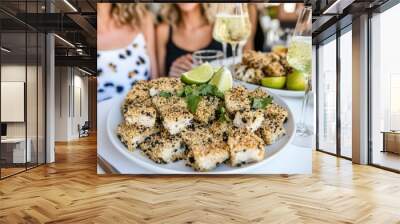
97 33 150 101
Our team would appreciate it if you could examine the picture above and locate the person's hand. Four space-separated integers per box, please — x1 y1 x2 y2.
169 54 193 78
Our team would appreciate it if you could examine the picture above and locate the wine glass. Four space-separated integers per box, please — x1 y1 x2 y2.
213 3 251 65
286 6 312 136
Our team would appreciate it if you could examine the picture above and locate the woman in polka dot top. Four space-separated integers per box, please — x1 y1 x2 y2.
97 3 158 101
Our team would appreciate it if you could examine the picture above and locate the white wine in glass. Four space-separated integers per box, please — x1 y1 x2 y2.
286 6 312 137
287 36 312 75
213 14 251 44
213 3 251 64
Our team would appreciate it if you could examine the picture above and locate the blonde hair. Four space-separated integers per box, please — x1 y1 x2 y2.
111 3 148 27
160 3 214 26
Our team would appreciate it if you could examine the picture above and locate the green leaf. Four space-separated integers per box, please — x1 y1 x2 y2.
186 95 201 113
217 106 231 122
184 85 194 96
210 86 224 99
159 91 172 98
252 96 273 109
198 84 214 96
177 88 185 97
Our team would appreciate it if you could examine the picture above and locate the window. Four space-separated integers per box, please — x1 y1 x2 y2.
317 36 337 155
370 2 400 171
340 28 352 158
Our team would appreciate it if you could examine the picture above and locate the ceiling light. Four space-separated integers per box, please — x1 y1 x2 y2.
1 47 11 53
54 34 75 48
322 0 354 15
78 67 92 76
283 3 296 13
63 0 78 12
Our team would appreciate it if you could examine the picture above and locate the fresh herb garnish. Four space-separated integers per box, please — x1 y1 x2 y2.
177 88 185 97
251 96 273 109
217 106 231 122
186 94 202 113
197 84 224 99
177 84 225 113
159 91 172 98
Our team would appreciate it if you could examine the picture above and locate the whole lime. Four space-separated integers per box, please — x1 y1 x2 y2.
286 70 306 91
261 77 286 89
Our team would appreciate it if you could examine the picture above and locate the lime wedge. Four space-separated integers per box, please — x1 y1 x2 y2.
181 63 214 84
209 67 233 92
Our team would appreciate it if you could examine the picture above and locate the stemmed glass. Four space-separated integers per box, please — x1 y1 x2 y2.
286 6 312 136
213 3 251 65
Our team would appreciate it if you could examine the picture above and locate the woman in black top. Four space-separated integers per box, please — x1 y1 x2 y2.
157 3 259 77
156 3 221 77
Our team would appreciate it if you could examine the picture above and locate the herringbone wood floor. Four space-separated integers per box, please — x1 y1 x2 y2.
0 134 399 224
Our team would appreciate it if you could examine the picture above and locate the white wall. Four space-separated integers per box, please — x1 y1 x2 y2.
54 67 89 141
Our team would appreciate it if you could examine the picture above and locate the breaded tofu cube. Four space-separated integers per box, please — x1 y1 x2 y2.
123 104 157 128
181 124 213 148
265 103 288 125
117 123 159 151
194 96 220 124
249 88 269 99
148 78 184 97
224 86 251 114
140 131 186 164
228 128 265 167
124 80 151 105
233 109 264 132
256 118 286 145
159 106 193 135
151 96 186 111
209 121 233 142
186 140 229 171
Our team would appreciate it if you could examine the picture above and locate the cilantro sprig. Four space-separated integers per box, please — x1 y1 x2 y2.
178 84 224 113
217 106 231 122
159 91 172 98
251 96 273 109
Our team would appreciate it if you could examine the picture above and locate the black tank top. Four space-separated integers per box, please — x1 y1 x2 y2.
165 26 228 76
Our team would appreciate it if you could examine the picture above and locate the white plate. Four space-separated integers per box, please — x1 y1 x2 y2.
235 80 305 98
106 84 296 174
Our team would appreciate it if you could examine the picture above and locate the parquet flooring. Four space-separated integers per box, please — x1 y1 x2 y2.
1 134 400 224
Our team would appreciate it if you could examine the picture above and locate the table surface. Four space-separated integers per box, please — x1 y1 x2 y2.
97 88 314 174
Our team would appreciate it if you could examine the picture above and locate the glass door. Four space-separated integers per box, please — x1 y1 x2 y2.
370 3 400 171
317 36 337 155
1 30 28 178
0 0 47 179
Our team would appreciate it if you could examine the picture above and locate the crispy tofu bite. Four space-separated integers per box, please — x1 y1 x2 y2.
151 96 186 111
148 77 184 97
181 124 213 148
123 103 157 128
209 121 232 142
265 103 288 125
228 128 266 167
124 80 151 105
249 88 269 99
233 109 264 132
256 118 286 145
159 106 193 135
140 131 186 164
193 96 220 124
117 123 159 151
224 86 251 114
186 140 230 172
